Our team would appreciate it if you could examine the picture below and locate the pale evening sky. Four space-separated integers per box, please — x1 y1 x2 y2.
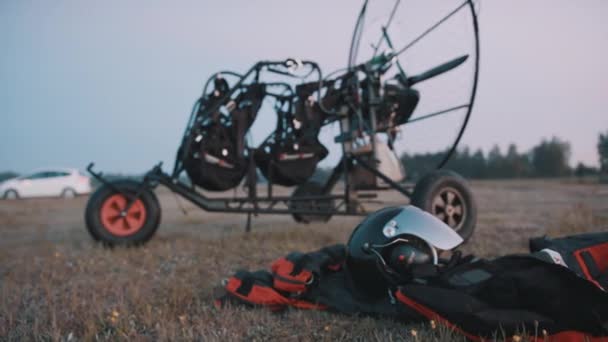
1 0 607 174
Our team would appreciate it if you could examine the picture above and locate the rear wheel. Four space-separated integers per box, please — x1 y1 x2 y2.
289 181 334 224
61 187 77 199
85 180 161 246
3 189 19 200
411 170 476 242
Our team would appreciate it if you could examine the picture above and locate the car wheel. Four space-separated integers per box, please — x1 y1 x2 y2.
85 180 161 246
3 189 19 200
61 188 77 199
411 170 477 242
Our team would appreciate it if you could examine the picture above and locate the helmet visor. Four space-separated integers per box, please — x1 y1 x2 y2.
380 206 463 250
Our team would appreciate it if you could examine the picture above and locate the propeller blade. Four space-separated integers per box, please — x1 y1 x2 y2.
407 55 469 86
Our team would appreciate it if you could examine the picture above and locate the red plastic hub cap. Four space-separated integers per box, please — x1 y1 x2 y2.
100 194 147 236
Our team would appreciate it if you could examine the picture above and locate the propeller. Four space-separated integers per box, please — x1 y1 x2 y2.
406 55 469 86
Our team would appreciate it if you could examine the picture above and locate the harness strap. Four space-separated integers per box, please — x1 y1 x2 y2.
581 251 601 279
574 243 608 290
219 270 326 311
271 257 313 294
270 245 347 294
235 274 255 296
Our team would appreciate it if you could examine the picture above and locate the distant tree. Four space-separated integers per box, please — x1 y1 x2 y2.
599 131 608 183
401 150 446 180
575 163 584 178
403 144 531 180
479 144 533 179
574 162 598 178
599 131 608 174
469 149 488 179
531 137 571 177
445 147 474 177
505 144 533 178
488 145 501 162
486 145 506 178
399 138 575 180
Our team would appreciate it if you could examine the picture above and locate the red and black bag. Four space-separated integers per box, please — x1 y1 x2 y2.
216 270 324 311
215 245 346 311
530 232 608 290
396 255 608 341
216 233 608 341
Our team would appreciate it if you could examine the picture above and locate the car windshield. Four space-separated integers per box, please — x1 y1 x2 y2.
20 171 70 180
21 172 47 180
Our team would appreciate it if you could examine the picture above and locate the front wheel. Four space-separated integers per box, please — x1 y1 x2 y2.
85 180 161 246
410 170 477 242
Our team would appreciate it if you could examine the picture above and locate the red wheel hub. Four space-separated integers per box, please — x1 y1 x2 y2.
100 194 147 236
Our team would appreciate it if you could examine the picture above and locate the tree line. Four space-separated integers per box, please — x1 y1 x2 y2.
1 131 607 183
402 133 607 181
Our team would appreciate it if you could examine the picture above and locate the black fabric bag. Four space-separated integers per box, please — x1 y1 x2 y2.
183 124 249 191
398 255 608 339
255 86 328 186
183 83 265 191
217 233 608 341
530 232 608 289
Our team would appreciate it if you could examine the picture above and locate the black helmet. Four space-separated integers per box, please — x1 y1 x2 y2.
346 206 463 298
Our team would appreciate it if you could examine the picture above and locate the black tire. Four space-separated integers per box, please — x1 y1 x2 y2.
410 170 477 242
85 180 161 246
289 181 334 224
3 189 19 200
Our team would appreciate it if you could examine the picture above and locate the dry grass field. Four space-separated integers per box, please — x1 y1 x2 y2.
1 179 607 341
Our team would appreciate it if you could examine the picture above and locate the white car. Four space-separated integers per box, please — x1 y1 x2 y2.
0 168 92 199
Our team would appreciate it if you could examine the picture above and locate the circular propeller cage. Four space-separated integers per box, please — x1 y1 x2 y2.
345 0 480 171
